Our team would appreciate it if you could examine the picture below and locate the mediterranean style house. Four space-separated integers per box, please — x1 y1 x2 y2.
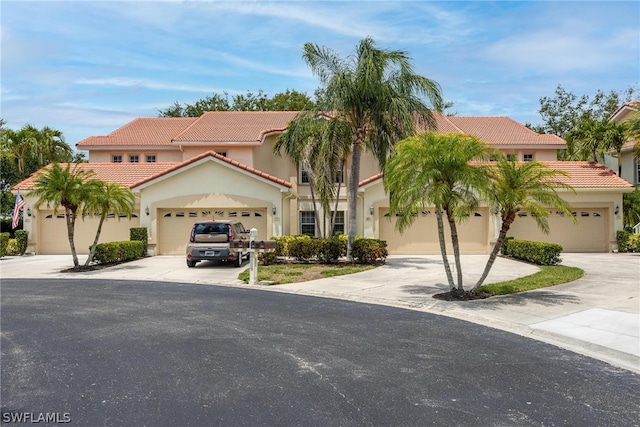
605 101 640 188
14 110 633 255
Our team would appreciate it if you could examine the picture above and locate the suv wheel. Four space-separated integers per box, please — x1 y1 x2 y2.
234 252 243 267
187 260 197 268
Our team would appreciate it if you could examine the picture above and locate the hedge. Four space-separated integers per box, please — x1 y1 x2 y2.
0 232 9 257
15 230 28 255
130 227 148 257
92 240 144 264
351 238 388 264
503 238 563 265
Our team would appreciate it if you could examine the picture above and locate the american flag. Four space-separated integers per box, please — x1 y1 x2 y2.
12 191 25 229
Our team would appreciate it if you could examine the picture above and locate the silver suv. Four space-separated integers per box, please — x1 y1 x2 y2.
186 220 249 268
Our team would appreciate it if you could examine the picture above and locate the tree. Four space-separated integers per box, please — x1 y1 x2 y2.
385 132 491 290
157 90 315 117
603 121 627 176
623 110 640 159
84 181 136 266
473 158 575 290
303 37 443 259
623 189 640 228
565 118 609 163
27 163 100 267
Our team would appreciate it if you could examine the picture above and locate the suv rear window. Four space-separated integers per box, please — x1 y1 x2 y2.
194 223 229 235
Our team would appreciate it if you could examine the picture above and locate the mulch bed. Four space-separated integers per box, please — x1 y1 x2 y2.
433 287 492 301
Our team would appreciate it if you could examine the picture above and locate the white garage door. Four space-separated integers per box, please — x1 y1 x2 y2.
39 212 140 254
507 208 608 252
379 208 489 254
158 208 268 255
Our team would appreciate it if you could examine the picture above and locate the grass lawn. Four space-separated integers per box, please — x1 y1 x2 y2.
478 265 584 296
238 263 376 285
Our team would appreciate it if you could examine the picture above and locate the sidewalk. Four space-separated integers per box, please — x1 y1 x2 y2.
1 252 638 373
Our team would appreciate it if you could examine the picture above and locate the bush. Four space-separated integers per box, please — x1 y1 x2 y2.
317 236 347 263
6 239 19 255
351 238 388 264
617 229 632 253
288 237 320 262
627 234 640 252
506 239 563 265
130 227 148 257
501 236 515 256
15 230 28 255
0 232 9 257
92 240 144 264
258 251 279 266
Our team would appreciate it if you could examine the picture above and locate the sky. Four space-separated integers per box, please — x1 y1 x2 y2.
1 1 639 149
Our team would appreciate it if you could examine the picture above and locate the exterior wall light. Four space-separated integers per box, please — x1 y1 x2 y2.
614 205 620 215
369 205 374 215
145 206 150 216
272 206 277 215
26 207 31 217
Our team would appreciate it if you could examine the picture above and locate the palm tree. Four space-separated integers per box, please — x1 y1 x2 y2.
27 163 100 267
623 110 640 158
603 121 626 176
566 118 609 162
84 181 136 266
0 125 38 179
472 158 575 290
384 132 491 290
37 126 72 167
303 37 443 259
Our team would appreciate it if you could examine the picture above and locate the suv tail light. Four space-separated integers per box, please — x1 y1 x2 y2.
228 225 235 242
189 227 195 243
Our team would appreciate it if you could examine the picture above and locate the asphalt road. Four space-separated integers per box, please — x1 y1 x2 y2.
2 279 639 426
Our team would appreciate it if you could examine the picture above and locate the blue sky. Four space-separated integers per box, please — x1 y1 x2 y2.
2 1 639 148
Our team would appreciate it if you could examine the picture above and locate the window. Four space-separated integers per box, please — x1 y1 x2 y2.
146 155 156 163
112 155 122 163
217 151 227 157
523 153 534 162
332 211 345 235
129 155 139 163
300 211 316 236
506 154 517 161
300 164 310 184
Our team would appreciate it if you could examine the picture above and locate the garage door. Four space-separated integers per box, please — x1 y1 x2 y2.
39 212 140 254
379 208 489 254
158 208 268 255
507 208 607 252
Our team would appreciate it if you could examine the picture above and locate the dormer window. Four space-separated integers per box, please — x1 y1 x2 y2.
129 155 139 163
146 155 156 163
112 155 122 163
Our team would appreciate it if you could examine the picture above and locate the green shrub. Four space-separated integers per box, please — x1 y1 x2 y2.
506 239 563 265
6 239 19 255
318 236 347 263
0 232 9 257
258 251 279 266
15 230 28 255
617 229 632 253
288 237 320 262
628 234 640 252
92 240 144 264
351 238 388 264
501 236 515 256
130 227 148 257
272 235 311 257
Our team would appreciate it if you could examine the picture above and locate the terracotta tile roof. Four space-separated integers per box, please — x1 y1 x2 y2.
76 117 197 147
13 163 177 191
540 161 633 188
130 151 292 189
357 161 632 189
173 111 298 143
431 113 565 146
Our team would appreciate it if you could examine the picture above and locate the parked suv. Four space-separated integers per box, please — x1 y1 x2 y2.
186 220 249 268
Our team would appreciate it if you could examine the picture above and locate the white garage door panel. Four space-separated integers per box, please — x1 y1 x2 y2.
379 208 488 255
39 213 140 254
507 208 607 252
158 208 268 255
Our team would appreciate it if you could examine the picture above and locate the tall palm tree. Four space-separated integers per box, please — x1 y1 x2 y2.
385 132 491 290
27 163 100 267
472 158 575 290
566 118 609 162
0 125 38 179
623 110 640 158
84 181 136 266
303 37 443 259
37 126 72 167
603 121 626 176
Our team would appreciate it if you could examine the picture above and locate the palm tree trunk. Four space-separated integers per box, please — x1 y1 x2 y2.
472 213 516 290
329 161 344 235
347 138 364 260
435 207 455 289
308 180 323 238
86 213 107 266
66 209 79 267
446 209 464 290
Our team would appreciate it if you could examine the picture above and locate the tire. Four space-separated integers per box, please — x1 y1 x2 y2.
234 252 243 267
187 260 197 268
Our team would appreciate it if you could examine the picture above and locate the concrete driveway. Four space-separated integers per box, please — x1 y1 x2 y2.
1 252 638 372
